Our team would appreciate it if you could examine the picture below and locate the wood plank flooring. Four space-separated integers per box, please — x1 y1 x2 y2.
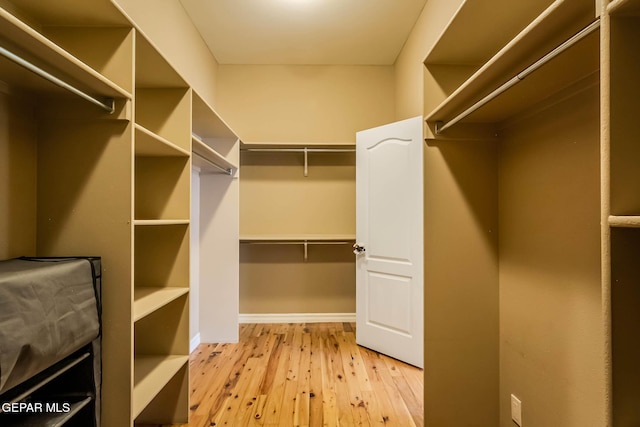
142 322 423 427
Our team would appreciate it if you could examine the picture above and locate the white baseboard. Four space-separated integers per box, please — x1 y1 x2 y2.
239 312 356 324
189 333 201 353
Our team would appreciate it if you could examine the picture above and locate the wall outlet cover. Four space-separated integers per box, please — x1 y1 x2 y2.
511 394 522 426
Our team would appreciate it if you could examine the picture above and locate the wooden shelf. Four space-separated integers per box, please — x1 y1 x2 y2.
135 124 190 157
0 7 132 99
608 0 640 16
192 136 237 173
192 91 238 140
134 219 189 226
133 287 189 322
4 0 130 26
425 0 552 66
132 355 189 419
425 0 597 130
609 216 640 228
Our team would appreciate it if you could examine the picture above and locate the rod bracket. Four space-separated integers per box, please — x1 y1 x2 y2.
435 121 444 135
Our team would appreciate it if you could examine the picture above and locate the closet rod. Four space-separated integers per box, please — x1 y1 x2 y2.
435 18 600 135
193 151 234 175
240 241 354 245
242 148 355 153
0 46 115 114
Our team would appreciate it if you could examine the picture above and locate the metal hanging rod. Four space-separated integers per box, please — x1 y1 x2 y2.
435 18 600 135
241 148 355 153
193 151 234 175
0 45 115 114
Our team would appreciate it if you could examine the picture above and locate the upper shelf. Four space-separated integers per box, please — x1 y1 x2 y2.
192 91 238 141
425 0 598 134
1 0 130 27
425 0 554 66
0 5 132 99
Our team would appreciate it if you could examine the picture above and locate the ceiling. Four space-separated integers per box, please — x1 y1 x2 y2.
179 0 428 65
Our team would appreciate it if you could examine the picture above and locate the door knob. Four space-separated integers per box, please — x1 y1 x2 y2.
353 243 366 255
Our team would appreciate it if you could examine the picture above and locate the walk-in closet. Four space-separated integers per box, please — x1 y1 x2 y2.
1 0 636 426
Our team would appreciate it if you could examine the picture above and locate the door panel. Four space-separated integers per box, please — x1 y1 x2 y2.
356 116 424 368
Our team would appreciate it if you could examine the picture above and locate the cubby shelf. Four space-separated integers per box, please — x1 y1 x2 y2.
133 287 189 322
132 355 189 419
135 124 190 157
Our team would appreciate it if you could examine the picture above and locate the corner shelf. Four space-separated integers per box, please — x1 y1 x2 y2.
425 0 598 136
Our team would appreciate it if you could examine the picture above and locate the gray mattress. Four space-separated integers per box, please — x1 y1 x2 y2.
0 258 100 394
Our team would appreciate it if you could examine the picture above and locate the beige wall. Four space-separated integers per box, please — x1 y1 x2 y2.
0 90 37 259
216 65 394 143
499 85 604 427
394 0 464 120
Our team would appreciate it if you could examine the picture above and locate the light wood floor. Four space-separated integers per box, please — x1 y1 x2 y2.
147 322 423 427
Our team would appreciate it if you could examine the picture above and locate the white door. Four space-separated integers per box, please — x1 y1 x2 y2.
355 116 423 368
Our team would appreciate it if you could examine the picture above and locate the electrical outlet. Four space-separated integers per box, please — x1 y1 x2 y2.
511 394 522 426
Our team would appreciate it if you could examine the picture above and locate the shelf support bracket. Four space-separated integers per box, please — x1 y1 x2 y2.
304 241 308 261
304 147 308 177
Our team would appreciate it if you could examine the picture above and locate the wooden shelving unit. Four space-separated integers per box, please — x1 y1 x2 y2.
421 1 604 425
0 1 200 425
190 90 241 343
132 29 191 412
